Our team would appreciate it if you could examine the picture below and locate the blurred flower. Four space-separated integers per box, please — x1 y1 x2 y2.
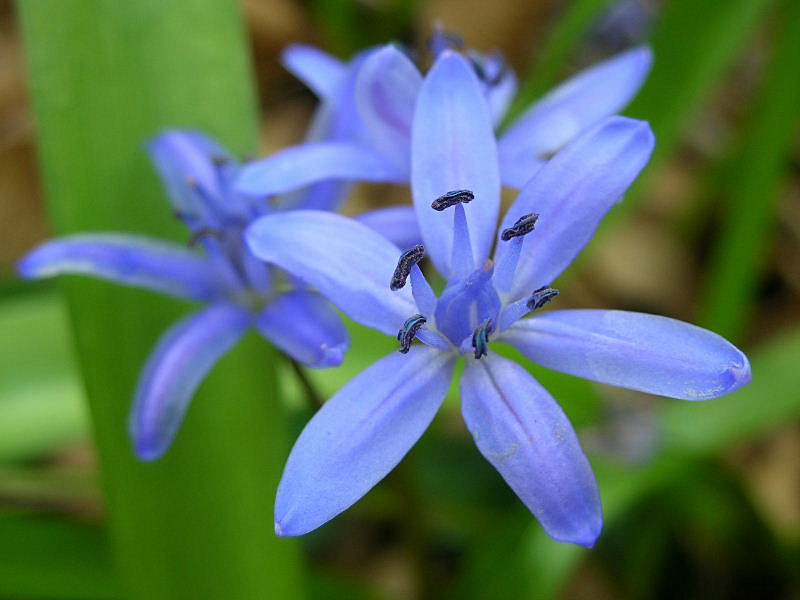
236 31 652 201
245 52 751 546
18 131 349 460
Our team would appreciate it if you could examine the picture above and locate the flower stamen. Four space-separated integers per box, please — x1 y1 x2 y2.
390 245 425 290
527 286 559 311
397 314 427 354
471 318 494 359
501 213 539 241
431 189 474 211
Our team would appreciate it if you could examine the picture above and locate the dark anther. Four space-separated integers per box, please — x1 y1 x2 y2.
188 227 224 247
211 155 230 167
390 245 425 290
431 189 475 211
471 319 494 360
397 314 427 354
527 286 559 311
469 52 507 87
501 213 539 241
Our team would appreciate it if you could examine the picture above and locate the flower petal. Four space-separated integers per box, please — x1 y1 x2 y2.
355 205 423 250
245 210 417 335
130 303 251 460
495 116 654 300
501 310 752 400
498 46 652 187
236 142 405 198
17 233 224 301
355 44 421 172
256 290 348 368
479 52 518 126
411 51 501 277
461 353 602 546
148 130 240 218
282 44 347 101
275 346 455 536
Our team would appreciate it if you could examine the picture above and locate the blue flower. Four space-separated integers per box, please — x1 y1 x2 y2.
237 33 652 201
245 52 751 546
18 131 349 460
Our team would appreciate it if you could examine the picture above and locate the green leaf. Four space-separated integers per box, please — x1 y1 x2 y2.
590 0 775 245
504 0 615 127
17 1 304 598
0 515 120 599
698 0 800 341
0 291 87 462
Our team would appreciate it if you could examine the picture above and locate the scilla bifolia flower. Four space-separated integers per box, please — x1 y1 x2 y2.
237 31 652 201
245 52 750 546
18 131 349 460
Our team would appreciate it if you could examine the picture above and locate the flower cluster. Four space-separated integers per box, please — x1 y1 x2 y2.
18 131 350 460
19 36 751 547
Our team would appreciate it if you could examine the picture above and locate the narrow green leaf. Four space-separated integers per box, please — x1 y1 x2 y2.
589 0 776 245
627 0 774 171
698 0 800 340
17 1 304 598
0 291 87 462
0 516 120 599
504 0 615 126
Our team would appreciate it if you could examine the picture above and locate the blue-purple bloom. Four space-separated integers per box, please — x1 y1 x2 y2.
18 131 349 460
237 34 652 198
245 51 751 546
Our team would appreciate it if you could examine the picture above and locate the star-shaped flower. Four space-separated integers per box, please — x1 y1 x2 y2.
245 51 750 546
18 131 349 460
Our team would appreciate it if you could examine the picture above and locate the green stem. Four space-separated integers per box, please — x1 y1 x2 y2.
17 1 304 598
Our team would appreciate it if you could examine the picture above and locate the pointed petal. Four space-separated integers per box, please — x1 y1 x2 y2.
236 142 404 198
18 233 224 301
495 116 654 300
355 205 423 250
355 45 421 172
245 210 417 335
275 346 455 536
479 53 518 126
256 290 348 368
499 156 547 190
411 51 500 277
501 310 751 400
282 44 347 101
130 303 251 460
461 354 602 546
498 46 652 187
148 130 240 217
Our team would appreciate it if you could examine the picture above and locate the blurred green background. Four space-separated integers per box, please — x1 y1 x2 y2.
1 0 799 598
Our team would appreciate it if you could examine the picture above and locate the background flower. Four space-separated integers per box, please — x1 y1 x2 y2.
18 131 349 459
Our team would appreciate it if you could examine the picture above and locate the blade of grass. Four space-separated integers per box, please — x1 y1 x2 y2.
582 0 776 253
17 2 304 598
504 0 615 126
0 516 120 599
0 291 87 462
698 0 800 341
